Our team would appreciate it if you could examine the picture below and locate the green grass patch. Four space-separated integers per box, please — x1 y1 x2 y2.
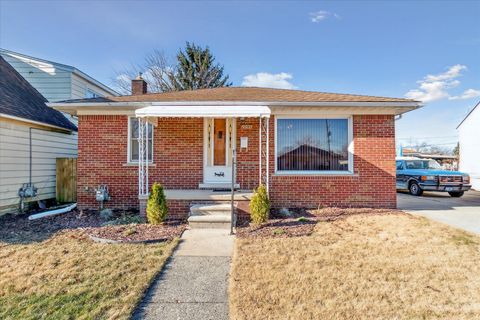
0 233 177 319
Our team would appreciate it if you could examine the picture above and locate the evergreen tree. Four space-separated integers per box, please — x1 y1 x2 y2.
146 183 168 224
169 42 232 90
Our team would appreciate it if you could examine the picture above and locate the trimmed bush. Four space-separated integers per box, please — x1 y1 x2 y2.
249 184 270 224
146 183 168 224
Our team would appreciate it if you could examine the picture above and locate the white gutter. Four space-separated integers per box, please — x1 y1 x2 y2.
135 105 271 118
47 102 150 109
0 113 74 132
49 100 421 108
28 203 77 220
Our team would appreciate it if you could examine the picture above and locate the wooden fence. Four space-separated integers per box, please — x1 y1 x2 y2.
56 158 77 203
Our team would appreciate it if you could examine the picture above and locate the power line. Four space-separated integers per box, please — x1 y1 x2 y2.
402 142 458 147
397 135 458 140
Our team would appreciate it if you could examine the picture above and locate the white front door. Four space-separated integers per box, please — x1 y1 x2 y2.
203 118 235 184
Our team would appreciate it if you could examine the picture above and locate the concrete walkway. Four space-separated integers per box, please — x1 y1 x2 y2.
133 229 234 320
398 190 480 234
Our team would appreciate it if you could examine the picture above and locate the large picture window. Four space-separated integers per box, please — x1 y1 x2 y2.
276 118 351 173
128 117 153 162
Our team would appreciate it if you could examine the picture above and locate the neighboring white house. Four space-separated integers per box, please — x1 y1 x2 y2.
457 101 480 190
0 49 118 125
0 50 117 213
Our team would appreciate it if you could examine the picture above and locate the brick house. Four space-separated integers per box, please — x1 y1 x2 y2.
50 77 420 222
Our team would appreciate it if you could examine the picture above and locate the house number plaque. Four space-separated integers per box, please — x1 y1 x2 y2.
241 124 253 129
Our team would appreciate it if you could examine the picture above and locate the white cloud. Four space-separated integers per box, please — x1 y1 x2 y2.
449 89 480 100
241 72 297 89
424 64 466 82
309 10 340 23
405 64 480 102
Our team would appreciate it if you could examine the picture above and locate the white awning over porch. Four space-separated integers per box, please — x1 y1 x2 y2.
135 104 271 205
135 105 271 118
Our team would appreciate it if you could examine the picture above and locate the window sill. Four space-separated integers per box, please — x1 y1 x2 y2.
273 171 358 177
123 163 156 167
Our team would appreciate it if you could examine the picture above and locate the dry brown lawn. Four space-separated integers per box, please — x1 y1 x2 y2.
230 213 480 320
0 231 177 320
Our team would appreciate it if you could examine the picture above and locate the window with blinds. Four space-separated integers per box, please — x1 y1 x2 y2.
276 118 350 172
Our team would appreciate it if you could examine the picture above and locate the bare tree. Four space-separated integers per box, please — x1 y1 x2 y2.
111 50 175 95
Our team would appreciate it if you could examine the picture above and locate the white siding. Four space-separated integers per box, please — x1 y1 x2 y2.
1 53 73 102
0 119 77 212
459 106 480 190
71 73 112 99
0 51 116 213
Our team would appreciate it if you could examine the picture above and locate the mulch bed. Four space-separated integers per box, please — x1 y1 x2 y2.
236 218 317 238
0 208 186 244
236 207 406 239
85 222 186 243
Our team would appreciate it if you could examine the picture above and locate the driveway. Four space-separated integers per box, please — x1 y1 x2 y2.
397 190 480 234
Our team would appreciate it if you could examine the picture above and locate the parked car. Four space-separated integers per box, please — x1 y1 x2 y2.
396 157 471 197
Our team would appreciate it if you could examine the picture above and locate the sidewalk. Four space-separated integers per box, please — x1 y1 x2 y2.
133 229 234 320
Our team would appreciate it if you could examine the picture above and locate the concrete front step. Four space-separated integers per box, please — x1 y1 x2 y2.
190 203 232 216
188 203 234 229
188 215 232 229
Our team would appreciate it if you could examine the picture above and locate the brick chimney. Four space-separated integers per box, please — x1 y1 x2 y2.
131 73 147 95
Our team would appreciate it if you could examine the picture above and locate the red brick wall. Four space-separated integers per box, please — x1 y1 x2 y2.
77 116 203 210
77 115 137 209
77 114 396 212
236 117 260 190
270 115 397 208
154 118 203 188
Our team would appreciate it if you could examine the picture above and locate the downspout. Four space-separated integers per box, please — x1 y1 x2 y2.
29 127 32 187
19 127 46 211
395 115 403 156
266 116 269 193
230 148 236 235
28 203 77 220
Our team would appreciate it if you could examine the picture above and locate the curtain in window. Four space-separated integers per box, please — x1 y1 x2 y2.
277 119 349 171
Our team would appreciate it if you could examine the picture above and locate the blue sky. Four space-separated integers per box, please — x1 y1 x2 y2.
1 0 479 149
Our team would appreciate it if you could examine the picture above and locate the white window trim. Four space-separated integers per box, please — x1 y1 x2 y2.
274 114 354 175
127 116 154 164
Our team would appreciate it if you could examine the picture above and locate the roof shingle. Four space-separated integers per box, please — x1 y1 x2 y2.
58 86 417 104
0 56 77 131
115 87 415 102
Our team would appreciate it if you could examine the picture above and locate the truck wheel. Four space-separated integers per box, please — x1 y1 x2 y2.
448 191 464 197
409 182 423 196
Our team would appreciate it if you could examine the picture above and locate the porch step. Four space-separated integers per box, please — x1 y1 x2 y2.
188 215 231 229
190 203 232 216
198 183 240 190
188 203 233 229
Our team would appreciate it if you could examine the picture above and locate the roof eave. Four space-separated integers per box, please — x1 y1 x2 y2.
49 100 421 108
0 113 76 132
48 100 421 116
